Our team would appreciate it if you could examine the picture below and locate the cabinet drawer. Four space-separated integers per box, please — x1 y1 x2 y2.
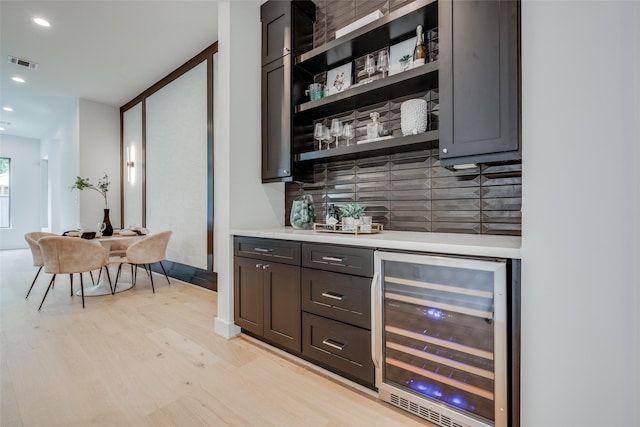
302 312 374 388
302 243 373 277
234 237 301 266
301 268 371 329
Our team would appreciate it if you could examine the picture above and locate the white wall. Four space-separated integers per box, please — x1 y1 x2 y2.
214 0 285 338
40 100 80 233
521 1 638 426
0 135 41 249
122 102 144 228
78 99 120 231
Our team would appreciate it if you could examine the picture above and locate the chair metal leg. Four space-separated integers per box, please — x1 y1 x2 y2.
79 273 85 308
89 270 95 285
114 264 122 293
148 264 155 293
26 266 43 299
104 266 113 294
159 261 170 285
38 275 56 310
69 274 73 295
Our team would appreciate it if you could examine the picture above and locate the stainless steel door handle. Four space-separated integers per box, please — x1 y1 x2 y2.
322 338 346 351
371 271 381 368
254 247 274 253
321 256 344 263
321 291 344 301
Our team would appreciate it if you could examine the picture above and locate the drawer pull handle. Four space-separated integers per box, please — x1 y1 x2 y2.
321 291 344 301
321 256 344 263
262 264 270 270
255 263 263 268
322 338 346 351
254 247 274 253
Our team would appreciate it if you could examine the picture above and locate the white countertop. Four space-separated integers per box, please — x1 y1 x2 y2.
232 227 521 259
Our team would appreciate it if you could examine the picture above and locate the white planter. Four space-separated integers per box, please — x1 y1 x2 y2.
401 99 428 136
342 217 361 232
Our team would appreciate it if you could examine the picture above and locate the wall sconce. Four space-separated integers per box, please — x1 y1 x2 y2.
127 146 136 184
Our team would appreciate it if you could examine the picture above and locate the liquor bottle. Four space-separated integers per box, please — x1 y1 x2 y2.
413 25 427 66
366 112 382 141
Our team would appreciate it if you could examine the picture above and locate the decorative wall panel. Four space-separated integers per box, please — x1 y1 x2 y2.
146 61 208 269
286 150 521 236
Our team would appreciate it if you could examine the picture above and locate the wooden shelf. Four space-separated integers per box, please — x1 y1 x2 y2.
295 61 438 116
295 0 437 71
296 130 439 163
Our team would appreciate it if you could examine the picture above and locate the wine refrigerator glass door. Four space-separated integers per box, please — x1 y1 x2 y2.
373 251 508 427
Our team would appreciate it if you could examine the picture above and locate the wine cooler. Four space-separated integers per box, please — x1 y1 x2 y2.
372 251 508 427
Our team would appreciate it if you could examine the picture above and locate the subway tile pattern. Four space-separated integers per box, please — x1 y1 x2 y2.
286 149 522 236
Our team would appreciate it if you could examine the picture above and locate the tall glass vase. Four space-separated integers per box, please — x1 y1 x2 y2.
102 208 114 236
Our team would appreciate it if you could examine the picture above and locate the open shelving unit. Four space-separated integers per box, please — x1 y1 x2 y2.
291 0 439 173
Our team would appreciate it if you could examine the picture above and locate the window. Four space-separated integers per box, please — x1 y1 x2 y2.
0 158 10 228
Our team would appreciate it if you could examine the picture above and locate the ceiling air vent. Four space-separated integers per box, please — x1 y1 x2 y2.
7 55 38 70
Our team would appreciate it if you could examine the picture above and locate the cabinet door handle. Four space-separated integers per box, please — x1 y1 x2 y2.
255 263 263 268
262 264 270 270
321 291 344 301
321 256 344 263
283 47 290 55
371 271 381 370
254 247 274 253
322 338 346 351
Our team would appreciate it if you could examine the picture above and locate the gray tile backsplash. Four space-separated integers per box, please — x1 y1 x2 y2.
286 149 522 236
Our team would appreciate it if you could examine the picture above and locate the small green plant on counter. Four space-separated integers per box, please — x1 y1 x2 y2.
70 173 110 208
339 202 365 219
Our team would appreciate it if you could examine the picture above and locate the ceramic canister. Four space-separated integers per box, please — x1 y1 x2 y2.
400 99 428 136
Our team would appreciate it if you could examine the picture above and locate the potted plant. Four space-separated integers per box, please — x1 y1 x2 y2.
70 173 113 236
339 202 365 232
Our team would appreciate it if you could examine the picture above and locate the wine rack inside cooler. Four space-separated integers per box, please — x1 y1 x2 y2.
374 252 508 427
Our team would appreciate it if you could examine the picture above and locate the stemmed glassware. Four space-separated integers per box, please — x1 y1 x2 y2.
97 222 106 236
342 122 355 146
364 54 376 83
330 119 343 148
314 123 325 151
322 126 332 150
377 50 389 78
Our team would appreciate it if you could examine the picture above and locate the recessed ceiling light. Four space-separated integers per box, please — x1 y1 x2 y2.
33 17 51 27
3 107 13 112
12 76 25 83
0 127 5 132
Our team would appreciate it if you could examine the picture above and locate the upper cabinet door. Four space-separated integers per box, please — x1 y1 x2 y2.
261 0 291 66
439 0 520 166
262 55 292 182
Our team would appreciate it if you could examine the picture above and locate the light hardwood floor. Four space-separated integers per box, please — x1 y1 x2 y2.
1 249 432 426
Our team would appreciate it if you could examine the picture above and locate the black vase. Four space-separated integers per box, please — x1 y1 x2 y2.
102 208 114 236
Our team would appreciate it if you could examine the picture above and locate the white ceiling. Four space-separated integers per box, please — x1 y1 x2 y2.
0 0 219 140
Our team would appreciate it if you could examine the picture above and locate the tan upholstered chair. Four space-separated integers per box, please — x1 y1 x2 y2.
24 232 58 299
37 236 111 310
113 230 172 293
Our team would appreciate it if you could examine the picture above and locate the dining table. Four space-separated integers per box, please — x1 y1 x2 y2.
67 232 144 297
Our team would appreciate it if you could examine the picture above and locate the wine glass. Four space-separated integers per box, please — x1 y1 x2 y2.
322 126 332 150
377 50 389 78
97 222 106 236
364 54 376 83
342 122 355 146
314 123 325 151
330 119 343 148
